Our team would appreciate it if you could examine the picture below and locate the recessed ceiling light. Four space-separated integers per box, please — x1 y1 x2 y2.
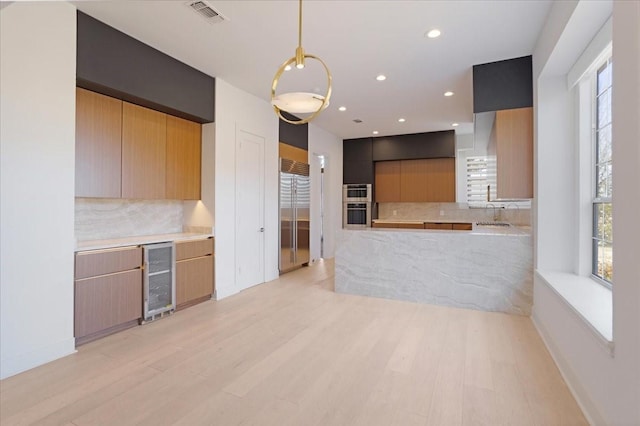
426 29 441 39
444 91 454 97
452 122 459 127
376 74 387 81
373 131 379 135
284 65 292 71
398 118 406 123
338 106 347 111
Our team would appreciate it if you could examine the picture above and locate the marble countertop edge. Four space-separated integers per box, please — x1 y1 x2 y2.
75 232 214 252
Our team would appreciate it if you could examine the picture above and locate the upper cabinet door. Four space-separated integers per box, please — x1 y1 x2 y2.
122 102 167 199
166 116 201 200
75 88 122 198
375 160 401 202
496 107 533 199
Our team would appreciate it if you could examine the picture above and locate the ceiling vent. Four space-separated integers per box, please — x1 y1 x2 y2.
186 1 228 24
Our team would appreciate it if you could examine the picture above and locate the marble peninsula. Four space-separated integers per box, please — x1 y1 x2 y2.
335 225 533 315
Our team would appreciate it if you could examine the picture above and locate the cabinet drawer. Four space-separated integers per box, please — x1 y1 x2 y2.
452 223 473 231
176 238 214 261
424 222 453 230
397 223 424 229
176 255 214 306
372 222 397 228
74 269 142 338
75 246 142 279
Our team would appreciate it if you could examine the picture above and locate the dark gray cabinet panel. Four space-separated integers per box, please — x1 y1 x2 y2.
77 11 215 124
279 112 309 149
372 131 455 161
473 55 532 113
343 138 374 185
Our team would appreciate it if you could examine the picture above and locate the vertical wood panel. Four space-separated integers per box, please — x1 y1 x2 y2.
425 158 456 202
166 115 202 200
375 161 401 202
400 159 429 202
75 87 122 198
399 158 455 202
496 107 533 199
122 102 167 199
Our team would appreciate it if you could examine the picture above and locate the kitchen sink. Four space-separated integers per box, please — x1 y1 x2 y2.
476 221 511 227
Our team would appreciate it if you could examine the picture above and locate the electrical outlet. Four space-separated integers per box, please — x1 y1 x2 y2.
439 210 445 216
393 210 397 216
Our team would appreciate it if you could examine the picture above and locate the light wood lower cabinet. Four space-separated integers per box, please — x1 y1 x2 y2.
74 246 143 345
75 270 142 341
176 238 214 309
452 223 473 231
373 221 473 230
424 222 454 230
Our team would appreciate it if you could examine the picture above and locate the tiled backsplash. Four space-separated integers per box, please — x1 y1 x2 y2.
378 202 531 226
75 198 183 241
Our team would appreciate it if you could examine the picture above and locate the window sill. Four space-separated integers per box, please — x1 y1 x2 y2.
535 270 613 350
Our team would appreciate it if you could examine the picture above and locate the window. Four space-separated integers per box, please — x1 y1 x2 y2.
592 58 613 284
466 155 496 206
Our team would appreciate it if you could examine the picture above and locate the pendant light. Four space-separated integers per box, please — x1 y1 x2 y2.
271 0 332 125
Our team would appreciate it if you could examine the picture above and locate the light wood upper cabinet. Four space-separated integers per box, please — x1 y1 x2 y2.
75 88 122 198
75 89 202 200
122 102 167 199
375 158 455 202
166 116 201 200
496 107 533 199
423 158 456 202
375 160 401 202
279 142 308 163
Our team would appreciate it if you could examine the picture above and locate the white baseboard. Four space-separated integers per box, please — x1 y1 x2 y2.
531 312 606 426
0 337 76 380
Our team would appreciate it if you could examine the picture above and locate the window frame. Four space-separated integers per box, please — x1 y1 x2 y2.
591 57 613 288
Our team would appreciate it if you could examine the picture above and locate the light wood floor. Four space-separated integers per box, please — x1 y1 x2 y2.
1 259 587 426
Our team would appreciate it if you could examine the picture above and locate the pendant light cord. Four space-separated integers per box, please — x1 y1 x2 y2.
298 0 303 49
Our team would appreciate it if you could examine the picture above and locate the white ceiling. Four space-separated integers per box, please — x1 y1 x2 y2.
74 0 552 140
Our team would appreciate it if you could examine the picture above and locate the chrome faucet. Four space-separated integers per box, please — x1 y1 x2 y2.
485 203 499 221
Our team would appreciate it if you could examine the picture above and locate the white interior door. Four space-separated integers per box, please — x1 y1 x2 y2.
310 154 322 262
235 128 265 291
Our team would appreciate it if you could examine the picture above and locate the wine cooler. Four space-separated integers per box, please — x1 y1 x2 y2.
142 242 175 321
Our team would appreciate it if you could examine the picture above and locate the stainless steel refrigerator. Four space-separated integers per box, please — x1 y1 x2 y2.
279 158 310 274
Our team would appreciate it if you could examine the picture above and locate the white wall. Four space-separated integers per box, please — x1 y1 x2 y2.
214 79 279 299
308 124 343 260
532 1 640 423
0 2 77 379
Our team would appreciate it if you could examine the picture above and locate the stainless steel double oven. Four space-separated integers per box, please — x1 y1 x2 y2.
343 184 372 227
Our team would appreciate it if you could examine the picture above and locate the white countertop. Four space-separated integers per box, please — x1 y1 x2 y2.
75 232 214 252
